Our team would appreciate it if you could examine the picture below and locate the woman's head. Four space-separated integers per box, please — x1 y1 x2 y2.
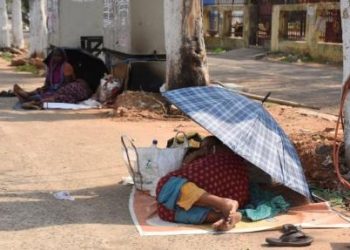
51 48 67 64
200 136 223 151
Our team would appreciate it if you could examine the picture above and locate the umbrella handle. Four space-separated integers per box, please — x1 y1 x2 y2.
262 92 272 105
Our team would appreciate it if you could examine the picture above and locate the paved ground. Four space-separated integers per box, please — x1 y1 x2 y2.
208 48 343 114
0 55 349 250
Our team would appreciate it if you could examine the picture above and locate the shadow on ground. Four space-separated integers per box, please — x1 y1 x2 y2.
0 98 109 122
0 184 132 231
330 243 350 250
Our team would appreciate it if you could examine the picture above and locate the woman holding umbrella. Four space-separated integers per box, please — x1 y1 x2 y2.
13 47 92 109
156 136 249 231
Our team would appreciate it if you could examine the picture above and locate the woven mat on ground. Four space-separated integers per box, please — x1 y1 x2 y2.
129 188 350 236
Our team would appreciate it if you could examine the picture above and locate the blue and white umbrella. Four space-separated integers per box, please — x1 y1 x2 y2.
163 86 311 199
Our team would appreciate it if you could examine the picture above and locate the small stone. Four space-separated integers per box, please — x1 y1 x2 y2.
116 107 127 117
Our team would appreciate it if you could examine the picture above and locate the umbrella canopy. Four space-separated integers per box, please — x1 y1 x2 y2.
163 86 311 199
44 48 109 92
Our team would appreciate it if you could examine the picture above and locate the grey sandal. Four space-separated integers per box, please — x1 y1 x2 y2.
266 224 313 247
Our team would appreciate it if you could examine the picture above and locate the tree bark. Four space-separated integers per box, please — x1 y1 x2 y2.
29 0 47 57
164 0 209 90
11 0 24 49
341 0 350 168
0 0 10 48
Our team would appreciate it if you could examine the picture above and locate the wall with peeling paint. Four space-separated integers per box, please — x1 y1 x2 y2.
202 4 255 50
104 0 165 56
47 0 103 48
271 2 342 63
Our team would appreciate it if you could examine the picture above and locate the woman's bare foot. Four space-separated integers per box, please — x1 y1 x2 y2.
13 84 21 92
13 84 27 95
22 101 42 110
13 84 30 102
205 210 222 223
212 212 242 231
194 193 241 231
220 199 238 218
212 199 240 231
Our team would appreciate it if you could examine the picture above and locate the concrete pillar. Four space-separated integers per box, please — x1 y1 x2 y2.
218 10 225 37
271 5 281 51
203 9 210 36
243 5 251 47
248 4 258 46
222 10 231 37
306 5 317 56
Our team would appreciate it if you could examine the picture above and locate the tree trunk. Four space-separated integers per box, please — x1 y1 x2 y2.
164 0 209 90
0 0 10 48
11 0 24 49
341 0 350 168
29 0 47 57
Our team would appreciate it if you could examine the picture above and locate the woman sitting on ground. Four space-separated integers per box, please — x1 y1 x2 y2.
156 136 249 231
13 47 92 109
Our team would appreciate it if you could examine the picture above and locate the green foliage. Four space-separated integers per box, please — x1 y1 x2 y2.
15 63 39 75
300 54 313 62
212 47 226 54
281 54 299 63
0 52 14 62
311 187 350 207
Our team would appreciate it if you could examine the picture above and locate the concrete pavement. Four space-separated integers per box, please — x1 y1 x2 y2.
208 48 343 114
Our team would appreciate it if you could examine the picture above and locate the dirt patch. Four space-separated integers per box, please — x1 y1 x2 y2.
266 104 348 190
114 91 186 121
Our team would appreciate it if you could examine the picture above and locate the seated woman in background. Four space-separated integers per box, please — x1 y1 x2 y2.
156 136 249 231
13 47 92 109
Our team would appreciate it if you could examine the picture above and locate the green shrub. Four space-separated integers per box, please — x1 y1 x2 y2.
0 52 14 62
311 187 350 208
212 47 226 54
15 63 39 75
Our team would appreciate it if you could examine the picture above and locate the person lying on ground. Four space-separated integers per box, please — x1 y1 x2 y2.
156 136 249 231
13 47 92 109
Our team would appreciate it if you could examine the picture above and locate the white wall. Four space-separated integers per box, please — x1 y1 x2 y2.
104 0 165 55
48 0 103 48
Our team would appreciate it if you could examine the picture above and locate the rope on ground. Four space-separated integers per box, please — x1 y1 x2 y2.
333 78 350 189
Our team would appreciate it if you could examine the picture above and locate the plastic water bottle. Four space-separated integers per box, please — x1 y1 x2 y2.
145 139 158 170
143 139 158 188
149 139 158 170
150 139 159 195
151 139 159 171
